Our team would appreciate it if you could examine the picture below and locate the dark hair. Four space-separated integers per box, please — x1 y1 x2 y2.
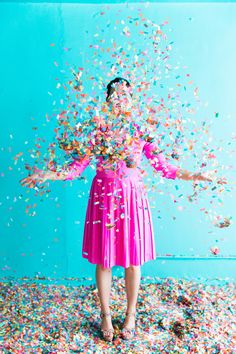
106 77 132 102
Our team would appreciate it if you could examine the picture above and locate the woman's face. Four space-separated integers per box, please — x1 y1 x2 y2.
107 82 133 114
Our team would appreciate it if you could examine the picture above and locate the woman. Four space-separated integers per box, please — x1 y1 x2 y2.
20 77 225 342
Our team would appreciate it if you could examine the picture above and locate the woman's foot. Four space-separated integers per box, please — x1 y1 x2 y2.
121 311 136 340
100 312 114 342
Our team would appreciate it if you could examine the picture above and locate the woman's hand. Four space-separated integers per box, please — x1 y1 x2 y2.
20 171 47 189
176 169 227 184
215 177 227 185
193 174 228 184
192 173 213 182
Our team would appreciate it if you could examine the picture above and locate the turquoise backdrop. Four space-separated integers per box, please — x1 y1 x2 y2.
0 1 236 282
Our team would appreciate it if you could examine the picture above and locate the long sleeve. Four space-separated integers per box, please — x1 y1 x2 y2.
62 155 91 181
143 141 179 180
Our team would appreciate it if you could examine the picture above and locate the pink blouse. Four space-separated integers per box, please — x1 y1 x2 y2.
62 139 179 181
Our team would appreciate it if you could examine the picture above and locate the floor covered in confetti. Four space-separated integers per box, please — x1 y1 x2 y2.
0 276 235 353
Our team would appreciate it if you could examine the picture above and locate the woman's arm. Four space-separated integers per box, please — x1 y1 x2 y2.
143 141 179 180
176 168 227 184
176 169 212 182
142 141 227 184
59 156 91 181
20 155 91 188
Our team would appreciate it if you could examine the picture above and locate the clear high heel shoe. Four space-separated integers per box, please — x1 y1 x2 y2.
100 312 114 342
121 311 136 340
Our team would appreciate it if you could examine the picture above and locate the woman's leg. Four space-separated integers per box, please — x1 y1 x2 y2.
124 265 141 327
95 264 113 329
96 264 112 312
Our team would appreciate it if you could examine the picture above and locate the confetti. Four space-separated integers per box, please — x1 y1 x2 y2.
0 276 235 351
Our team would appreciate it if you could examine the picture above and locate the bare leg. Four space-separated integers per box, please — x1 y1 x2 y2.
124 265 141 328
125 265 141 312
95 264 113 332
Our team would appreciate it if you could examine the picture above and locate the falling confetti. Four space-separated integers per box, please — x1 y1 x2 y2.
3 5 233 263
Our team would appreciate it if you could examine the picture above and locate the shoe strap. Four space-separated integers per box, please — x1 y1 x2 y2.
126 311 136 317
100 312 111 318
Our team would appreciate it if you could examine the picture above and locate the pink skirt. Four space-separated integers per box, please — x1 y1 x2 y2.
82 169 156 268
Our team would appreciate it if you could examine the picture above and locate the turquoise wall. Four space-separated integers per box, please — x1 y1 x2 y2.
0 1 236 282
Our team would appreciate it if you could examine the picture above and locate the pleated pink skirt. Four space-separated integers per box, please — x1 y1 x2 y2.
82 169 156 268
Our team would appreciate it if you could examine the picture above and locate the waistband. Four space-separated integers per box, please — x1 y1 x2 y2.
95 168 142 179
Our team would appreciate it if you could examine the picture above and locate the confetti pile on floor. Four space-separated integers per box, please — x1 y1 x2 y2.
0 276 235 352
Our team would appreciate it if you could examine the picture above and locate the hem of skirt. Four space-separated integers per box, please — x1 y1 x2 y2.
82 253 156 268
